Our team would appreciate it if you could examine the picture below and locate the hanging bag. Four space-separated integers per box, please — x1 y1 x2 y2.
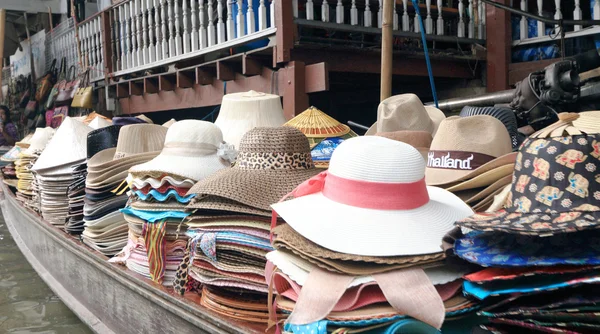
51 106 70 128
36 59 58 103
56 66 76 104
45 58 66 109
71 69 93 109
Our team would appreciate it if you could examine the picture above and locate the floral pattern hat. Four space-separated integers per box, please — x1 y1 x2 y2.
456 113 600 236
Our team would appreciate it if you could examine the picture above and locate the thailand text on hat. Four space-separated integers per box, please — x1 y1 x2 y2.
365 94 446 136
215 91 287 149
272 136 474 257
425 115 517 187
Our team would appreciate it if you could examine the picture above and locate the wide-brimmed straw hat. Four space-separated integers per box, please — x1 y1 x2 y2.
16 133 34 149
460 106 520 150
375 130 432 160
425 115 517 187
457 113 600 236
129 120 233 182
365 94 446 136
572 111 600 134
215 91 287 149
22 127 55 156
272 136 474 256
284 106 357 148
187 127 320 212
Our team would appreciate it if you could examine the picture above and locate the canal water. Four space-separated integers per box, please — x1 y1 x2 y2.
0 213 91 333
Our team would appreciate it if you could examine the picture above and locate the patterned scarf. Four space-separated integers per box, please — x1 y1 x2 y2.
142 220 167 284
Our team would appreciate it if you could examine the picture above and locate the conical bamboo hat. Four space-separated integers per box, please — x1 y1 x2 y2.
284 106 351 138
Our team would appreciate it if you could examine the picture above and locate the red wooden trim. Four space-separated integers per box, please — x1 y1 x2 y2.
486 0 511 92
101 11 113 77
281 61 309 120
275 0 294 64
305 62 329 93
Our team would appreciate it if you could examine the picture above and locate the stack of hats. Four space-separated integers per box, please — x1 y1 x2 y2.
0 146 11 167
82 124 168 256
215 91 287 149
14 128 55 212
284 106 357 168
269 136 476 333
453 113 600 333
426 115 517 212
0 143 23 188
31 117 93 228
175 127 320 324
111 120 233 287
460 106 521 150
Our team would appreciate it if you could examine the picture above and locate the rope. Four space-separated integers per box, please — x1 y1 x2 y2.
411 0 439 108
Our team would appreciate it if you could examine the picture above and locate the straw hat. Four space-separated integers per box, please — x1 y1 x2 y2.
16 133 34 149
186 127 320 212
22 128 56 156
572 111 600 134
272 136 474 256
129 120 233 182
215 91 287 149
88 116 113 130
365 94 446 136
87 124 168 171
460 106 520 150
284 106 357 148
86 125 122 160
1 146 24 162
32 117 93 172
375 130 432 160
425 115 517 187
456 115 600 236
162 119 176 128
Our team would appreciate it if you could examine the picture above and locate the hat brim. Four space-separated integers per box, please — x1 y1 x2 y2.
445 164 515 192
272 186 474 256
456 210 600 236
464 174 513 204
187 167 321 212
84 210 125 228
426 151 517 187
87 148 160 171
85 170 129 189
130 176 196 189
187 196 272 217
129 153 230 182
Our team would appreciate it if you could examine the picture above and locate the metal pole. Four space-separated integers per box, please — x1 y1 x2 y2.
380 0 395 101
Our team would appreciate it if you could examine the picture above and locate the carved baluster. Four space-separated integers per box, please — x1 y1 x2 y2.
554 0 562 30
393 2 398 30
208 0 216 46
350 0 358 26
519 0 527 40
199 0 208 47
218 0 226 42
258 0 267 30
306 0 314 21
378 0 382 28
437 0 443 35
237 0 245 37
141 0 148 64
322 0 329 23
227 0 235 40
86 24 93 67
161 0 168 59
191 0 199 50
175 0 182 55
247 0 256 33
482 2 486 39
425 0 433 34
574 0 582 31
113 9 120 71
167 0 174 56
120 5 127 69
129 2 137 67
364 0 372 27
457 0 465 38
97 18 104 75
154 0 161 60
183 0 190 53
402 0 409 31
148 0 156 62
136 0 143 66
595 0 600 20
293 0 298 17
270 0 275 28
95 20 101 69
336 0 343 24
477 0 483 38
468 0 474 38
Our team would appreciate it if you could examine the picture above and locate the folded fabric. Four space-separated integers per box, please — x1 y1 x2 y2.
464 266 598 283
120 208 190 223
455 231 600 267
133 189 195 203
187 229 273 262
129 175 196 189
132 183 190 197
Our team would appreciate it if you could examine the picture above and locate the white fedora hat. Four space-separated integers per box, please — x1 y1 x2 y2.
365 94 446 136
32 117 93 172
129 120 234 182
272 136 473 257
215 90 287 149
22 127 56 156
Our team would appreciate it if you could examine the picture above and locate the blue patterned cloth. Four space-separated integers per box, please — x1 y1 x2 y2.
284 321 328 334
455 231 600 267
133 189 195 203
120 208 190 223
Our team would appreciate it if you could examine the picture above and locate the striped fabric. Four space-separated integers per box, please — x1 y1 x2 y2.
143 220 167 284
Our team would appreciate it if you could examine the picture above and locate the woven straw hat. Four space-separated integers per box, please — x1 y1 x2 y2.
365 94 446 136
425 115 517 187
32 117 93 172
375 130 432 160
187 127 320 212
16 133 34 149
285 106 358 148
572 111 600 134
215 91 287 149
272 136 474 256
22 127 55 156
460 106 520 149
129 120 231 182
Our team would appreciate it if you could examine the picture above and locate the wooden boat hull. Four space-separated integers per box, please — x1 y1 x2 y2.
0 183 262 334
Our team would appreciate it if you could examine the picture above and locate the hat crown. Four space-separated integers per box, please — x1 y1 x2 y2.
163 120 223 147
114 124 168 159
284 106 350 138
329 136 425 183
26 127 55 153
507 133 600 215
377 94 433 133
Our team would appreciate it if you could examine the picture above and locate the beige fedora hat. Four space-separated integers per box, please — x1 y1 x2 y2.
375 130 432 161
215 90 287 149
365 94 446 136
87 124 168 171
425 115 517 187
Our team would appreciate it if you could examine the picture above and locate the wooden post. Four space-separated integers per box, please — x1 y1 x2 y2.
101 12 114 76
275 0 294 63
282 61 309 119
486 0 510 92
0 9 5 100
380 0 394 101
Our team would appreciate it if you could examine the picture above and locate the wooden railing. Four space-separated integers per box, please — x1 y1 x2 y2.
78 14 106 82
46 18 81 77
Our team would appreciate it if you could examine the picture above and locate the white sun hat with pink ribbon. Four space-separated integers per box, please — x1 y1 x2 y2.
272 136 473 257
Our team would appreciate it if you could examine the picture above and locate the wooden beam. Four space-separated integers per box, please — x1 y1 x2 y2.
129 81 143 96
508 59 556 86
116 83 129 98
177 71 194 88
305 63 329 93
196 67 214 85
217 61 235 82
144 77 159 94
486 0 511 92
243 54 263 76
274 0 294 63
159 74 175 91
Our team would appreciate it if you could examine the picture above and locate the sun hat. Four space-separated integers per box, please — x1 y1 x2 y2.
456 113 600 236
22 127 56 156
162 119 176 128
32 117 93 172
284 106 358 148
215 91 287 149
365 94 446 136
129 120 234 182
86 125 122 159
272 136 474 257
572 110 600 134
460 106 520 150
375 130 432 160
88 116 112 130
16 133 34 149
425 115 517 187
1 146 24 162
186 127 320 212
